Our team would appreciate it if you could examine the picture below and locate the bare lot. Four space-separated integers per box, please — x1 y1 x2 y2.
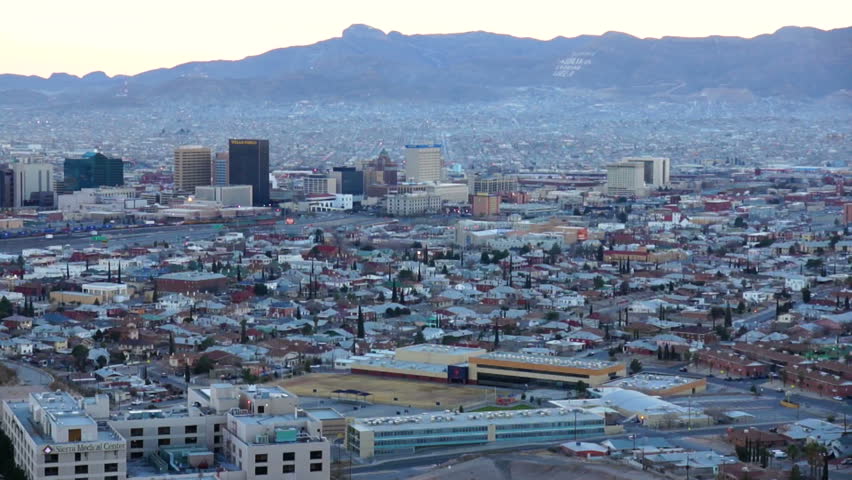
409 451 667 480
279 373 504 409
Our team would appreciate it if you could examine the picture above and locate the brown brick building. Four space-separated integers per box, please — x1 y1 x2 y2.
155 271 228 294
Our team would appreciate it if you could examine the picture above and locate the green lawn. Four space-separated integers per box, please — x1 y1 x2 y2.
472 404 534 412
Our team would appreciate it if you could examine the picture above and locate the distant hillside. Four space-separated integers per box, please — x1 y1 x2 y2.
1 25 850 104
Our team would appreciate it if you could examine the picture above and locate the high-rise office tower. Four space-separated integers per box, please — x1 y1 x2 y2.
212 152 229 186
606 162 647 197
63 152 123 192
11 163 53 207
174 146 212 194
331 167 364 196
228 139 269 206
404 144 444 183
624 157 670 188
0 167 14 208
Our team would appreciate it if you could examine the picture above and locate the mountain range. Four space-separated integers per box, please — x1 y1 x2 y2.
2 24 850 105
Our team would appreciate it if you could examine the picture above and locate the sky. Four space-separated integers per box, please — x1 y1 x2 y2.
2 0 850 77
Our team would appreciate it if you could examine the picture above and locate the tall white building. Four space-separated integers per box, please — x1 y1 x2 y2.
606 162 647 197
624 157 670 188
11 163 53 207
404 144 444 183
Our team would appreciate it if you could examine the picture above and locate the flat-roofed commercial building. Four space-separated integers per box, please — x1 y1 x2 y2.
348 344 487 383
225 411 329 479
472 192 501 216
81 282 129 303
603 373 706 396
469 352 626 388
472 175 518 195
2 391 127 480
385 192 441 216
195 185 253 207
155 271 228 294
347 407 604 459
394 344 487 365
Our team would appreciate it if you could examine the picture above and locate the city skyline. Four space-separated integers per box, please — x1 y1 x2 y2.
1 0 849 77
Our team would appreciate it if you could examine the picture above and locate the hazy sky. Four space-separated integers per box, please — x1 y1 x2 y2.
2 0 850 77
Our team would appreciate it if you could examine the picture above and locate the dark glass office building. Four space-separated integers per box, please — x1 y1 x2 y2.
63 152 124 192
332 167 364 196
228 139 269 206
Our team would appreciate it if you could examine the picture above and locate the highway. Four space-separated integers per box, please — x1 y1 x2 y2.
0 213 376 254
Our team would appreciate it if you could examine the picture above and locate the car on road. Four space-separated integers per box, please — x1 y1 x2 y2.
131 400 143 406
161 372 168 377
833 396 844 401
771 450 788 459
679 367 688 372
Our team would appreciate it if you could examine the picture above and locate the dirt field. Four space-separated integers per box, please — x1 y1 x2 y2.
409 451 667 480
279 373 504 409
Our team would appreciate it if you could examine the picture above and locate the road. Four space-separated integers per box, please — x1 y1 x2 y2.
0 213 375 254
2 361 52 386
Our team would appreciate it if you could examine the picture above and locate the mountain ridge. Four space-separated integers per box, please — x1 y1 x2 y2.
1 25 850 103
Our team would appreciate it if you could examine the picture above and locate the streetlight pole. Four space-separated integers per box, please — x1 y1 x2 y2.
573 410 578 441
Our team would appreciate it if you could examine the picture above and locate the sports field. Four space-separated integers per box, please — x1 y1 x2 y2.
279 373 506 409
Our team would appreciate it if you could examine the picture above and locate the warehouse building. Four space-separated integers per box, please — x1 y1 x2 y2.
347 407 605 459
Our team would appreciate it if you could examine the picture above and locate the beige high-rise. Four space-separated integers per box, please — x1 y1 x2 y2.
174 146 212 193
404 145 444 183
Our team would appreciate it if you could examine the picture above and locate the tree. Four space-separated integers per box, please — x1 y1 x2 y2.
253 283 268 296
724 303 733 328
71 345 89 371
480 252 490 264
545 311 560 321
198 337 216 351
168 332 175 355
629 359 643 374
801 287 811 303
789 464 802 480
184 363 191 383
593 276 605 290
96 355 107 369
240 319 248 344
193 355 215 375
786 444 800 463
547 243 562 264
0 297 11 317
576 380 588 397
619 280 629 296
414 330 426 344
733 217 746 228
357 305 365 339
